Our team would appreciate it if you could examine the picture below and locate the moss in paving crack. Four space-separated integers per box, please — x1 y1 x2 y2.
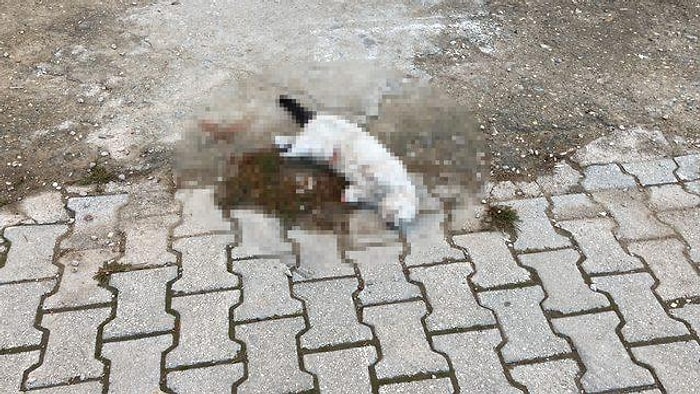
93 260 131 286
79 164 116 185
484 204 521 234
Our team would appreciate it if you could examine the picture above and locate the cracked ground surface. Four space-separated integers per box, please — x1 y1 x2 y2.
1 145 699 393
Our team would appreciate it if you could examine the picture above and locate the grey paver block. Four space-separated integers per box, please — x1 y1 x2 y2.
172 188 232 237
489 180 519 201
118 215 178 267
20 191 70 224
510 359 580 394
519 249 609 314
409 262 495 331
103 266 177 340
0 224 67 284
0 208 28 231
0 281 53 350
536 162 583 195
550 193 604 220
101 334 172 393
505 197 570 251
363 301 449 380
346 209 400 249
232 258 302 321
593 273 689 342
305 346 377 394
167 363 244 394
403 212 464 267
592 190 674 241
453 232 531 288
166 290 240 368
675 153 700 181
378 378 454 393
687 180 700 195
479 286 570 363
287 229 354 281
43 249 117 310
346 244 421 306
552 311 654 392
294 277 372 350
632 341 700 394
28 381 103 393
582 163 638 191
646 184 700 211
670 304 700 337
0 351 39 393
115 182 180 220
234 317 314 394
229 209 293 259
171 234 239 295
433 329 520 393
27 308 111 389
63 194 128 250
559 218 644 274
628 238 700 301
658 207 700 262
517 181 544 197
622 159 678 186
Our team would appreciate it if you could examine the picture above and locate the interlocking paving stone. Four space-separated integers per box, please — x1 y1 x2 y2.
0 224 67 284
43 249 117 310
479 286 570 363
536 161 583 195
622 159 678 186
26 308 111 389
294 277 372 350
592 273 689 342
519 249 609 314
558 218 644 274
592 190 674 241
550 193 604 220
19 191 70 224
0 351 39 392
582 163 638 191
101 334 172 393
232 258 302 322
346 245 421 306
346 209 400 249
378 378 454 394
102 266 177 340
510 359 580 394
113 182 180 220
433 329 519 393
489 180 519 201
172 188 233 237
670 304 700 337
504 198 570 252
229 209 293 259
287 229 354 281
28 381 103 393
403 212 464 267
631 341 700 394
551 311 655 392
118 215 178 267
166 290 240 368
453 232 531 288
363 301 449 380
628 238 700 301
0 281 53 350
409 262 496 331
657 207 700 263
675 153 700 181
167 363 244 394
687 180 700 195
646 184 700 211
234 317 314 393
305 346 377 393
171 234 239 295
63 195 128 250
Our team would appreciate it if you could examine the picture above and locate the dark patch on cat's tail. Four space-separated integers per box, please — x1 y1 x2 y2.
278 95 315 127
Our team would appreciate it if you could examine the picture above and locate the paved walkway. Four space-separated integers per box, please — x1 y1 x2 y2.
1 154 699 393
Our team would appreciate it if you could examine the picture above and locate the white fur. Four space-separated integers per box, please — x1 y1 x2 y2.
278 114 418 225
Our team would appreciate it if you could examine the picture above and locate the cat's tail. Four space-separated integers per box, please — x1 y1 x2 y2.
278 95 316 127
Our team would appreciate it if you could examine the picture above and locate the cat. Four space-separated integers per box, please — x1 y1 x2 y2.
276 95 419 227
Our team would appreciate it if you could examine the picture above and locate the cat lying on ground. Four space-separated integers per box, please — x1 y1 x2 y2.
276 95 418 227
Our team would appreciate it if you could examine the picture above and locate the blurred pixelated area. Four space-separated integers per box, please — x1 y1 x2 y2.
174 61 487 232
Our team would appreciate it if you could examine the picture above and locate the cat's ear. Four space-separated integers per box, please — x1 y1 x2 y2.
198 116 252 142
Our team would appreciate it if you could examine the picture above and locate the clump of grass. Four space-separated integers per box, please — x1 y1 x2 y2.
79 165 116 185
484 204 521 234
0 198 8 208
93 260 131 286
